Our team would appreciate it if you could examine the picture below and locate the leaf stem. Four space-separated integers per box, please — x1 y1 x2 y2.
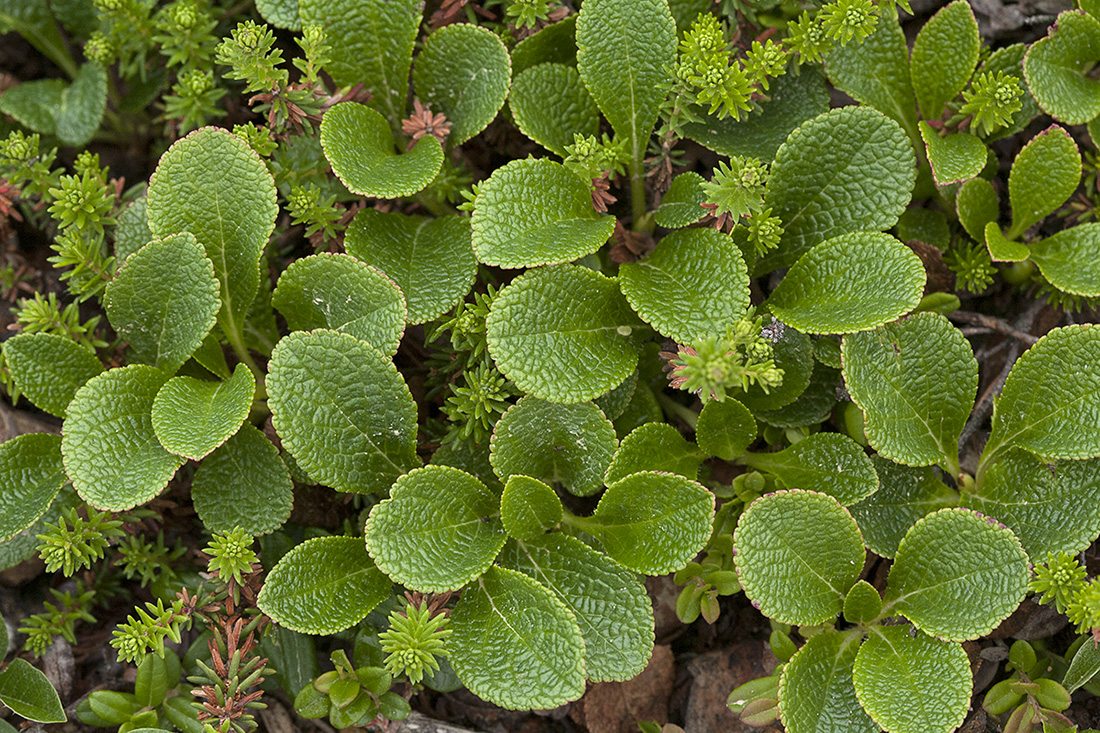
629 156 647 230
656 392 699 431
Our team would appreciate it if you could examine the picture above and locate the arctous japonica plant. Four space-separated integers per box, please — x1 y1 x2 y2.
0 0 1098 730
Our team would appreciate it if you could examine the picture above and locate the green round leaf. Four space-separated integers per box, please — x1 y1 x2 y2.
987 324 1100 460
344 211 476 325
191 424 293 536
919 124 986 186
258 536 392 635
696 398 756 461
114 196 152 263
146 128 277 337
684 68 830 162
56 62 108 147
0 434 66 543
449 566 585 710
740 433 878 506
593 371 637 422
103 233 220 374
768 231 925 334
759 106 916 273
0 79 64 135
853 626 970 733
654 172 706 228
487 265 643 403
413 23 511 146
604 422 704 485
272 253 406 356
885 508 1029 640
843 580 883 625
1023 10 1100 125
0 489 77 572
910 0 980 120
0 658 66 723
267 330 419 494
1031 222 1100 296
490 397 617 497
62 366 185 511
298 0 420 121
471 158 615 268
589 471 714 574
963 449 1100 560
430 435 502 493
842 313 977 470
510 63 599 157
320 102 443 198
619 228 750 344
755 362 840 429
366 466 506 592
500 475 563 540
499 534 654 682
2 333 103 417
511 15 577 74
849 456 957 559
151 364 255 460
1006 125 1081 239
734 490 864 625
897 208 951 250
256 0 300 29
955 176 999 242
1064 637 1100 693
778 630 878 733
576 0 675 165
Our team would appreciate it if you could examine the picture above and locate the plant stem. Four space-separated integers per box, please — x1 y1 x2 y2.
656 392 699 431
630 156 647 230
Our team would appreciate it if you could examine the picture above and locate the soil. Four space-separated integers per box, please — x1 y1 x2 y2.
2 1 1100 732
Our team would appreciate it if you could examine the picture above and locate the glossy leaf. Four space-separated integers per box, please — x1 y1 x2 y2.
759 106 915 273
499 475 562 540
684 68 830 161
739 433 878 506
910 1 980 119
825 11 918 146
885 508 1029 640
1006 125 1081 240
449 566 585 710
486 265 643 403
146 128 277 342
151 364 254 460
842 313 977 470
2 333 102 417
471 158 615 268
734 490 864 625
919 123 986 186
849 456 957 559
1031 222 1100 296
778 630 878 733
604 422 704 485
768 232 925 334
298 0 419 122
258 536 392 635
986 324 1100 460
267 330 419 494
0 434 66 542
345 211 476 325
588 471 713 574
500 534 654 682
963 449 1100 559
62 366 185 511
696 398 756 461
955 177 999 242
844 580 884 625
366 466 506 592
985 221 1030 262
0 658 66 723
1023 10 1100 125
510 63 599 157
619 228 750 344
490 397 617 497
272 253 406 356
654 172 706 228
1064 637 1100 693
575 0 675 167
853 626 970 733
103 233 220 374
320 102 443 198
191 424 293 536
